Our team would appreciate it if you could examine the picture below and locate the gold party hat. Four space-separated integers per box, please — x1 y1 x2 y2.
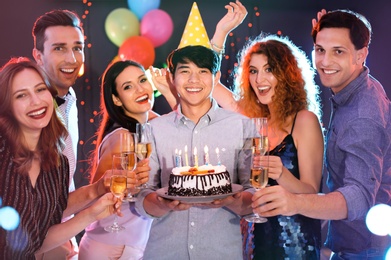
178 2 211 49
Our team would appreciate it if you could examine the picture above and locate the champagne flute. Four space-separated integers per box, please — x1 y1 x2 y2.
136 123 152 160
244 117 269 223
120 132 138 202
104 154 127 232
136 123 153 189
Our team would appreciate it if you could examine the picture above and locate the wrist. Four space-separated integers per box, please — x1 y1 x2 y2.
96 179 108 197
276 169 283 181
75 207 96 226
210 39 225 56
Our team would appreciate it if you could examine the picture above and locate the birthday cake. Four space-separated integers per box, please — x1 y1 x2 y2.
168 165 232 196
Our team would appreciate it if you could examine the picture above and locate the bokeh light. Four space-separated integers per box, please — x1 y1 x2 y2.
385 247 391 260
0 206 20 231
366 204 391 236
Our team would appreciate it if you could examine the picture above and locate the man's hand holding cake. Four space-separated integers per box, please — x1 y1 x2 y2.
134 2 252 259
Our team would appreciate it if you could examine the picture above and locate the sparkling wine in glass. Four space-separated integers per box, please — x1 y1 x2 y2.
105 154 127 232
251 158 269 190
121 151 137 202
120 132 138 202
136 142 152 160
244 118 269 223
136 123 152 189
110 174 127 198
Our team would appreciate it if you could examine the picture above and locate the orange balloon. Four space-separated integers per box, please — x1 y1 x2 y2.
118 36 155 69
110 55 121 65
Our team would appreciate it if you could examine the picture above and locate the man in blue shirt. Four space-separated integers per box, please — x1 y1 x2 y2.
252 9 391 259
135 45 254 259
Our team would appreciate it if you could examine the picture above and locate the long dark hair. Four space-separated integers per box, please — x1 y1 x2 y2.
89 60 145 181
0 57 67 174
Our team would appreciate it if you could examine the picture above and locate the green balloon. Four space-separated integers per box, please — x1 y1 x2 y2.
105 8 140 47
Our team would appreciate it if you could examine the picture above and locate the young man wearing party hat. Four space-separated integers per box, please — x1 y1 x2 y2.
135 2 253 259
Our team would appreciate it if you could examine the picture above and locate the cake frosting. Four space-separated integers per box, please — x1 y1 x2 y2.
168 164 232 196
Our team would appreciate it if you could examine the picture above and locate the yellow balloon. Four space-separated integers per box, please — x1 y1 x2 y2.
105 8 140 47
110 55 121 66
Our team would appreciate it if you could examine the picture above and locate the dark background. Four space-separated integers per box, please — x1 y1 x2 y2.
1 0 390 250
1 0 390 189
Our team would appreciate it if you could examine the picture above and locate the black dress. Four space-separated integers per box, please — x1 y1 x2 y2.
242 115 322 260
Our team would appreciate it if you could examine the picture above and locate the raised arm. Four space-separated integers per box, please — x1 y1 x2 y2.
212 82 241 113
311 9 327 28
149 66 179 111
62 178 107 217
210 0 247 53
35 193 118 255
210 0 247 113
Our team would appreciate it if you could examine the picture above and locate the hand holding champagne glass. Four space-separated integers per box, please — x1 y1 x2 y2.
244 117 269 223
136 123 152 189
136 123 152 160
120 132 138 202
105 154 127 232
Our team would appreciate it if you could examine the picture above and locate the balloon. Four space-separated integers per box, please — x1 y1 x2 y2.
127 0 160 20
141 10 174 47
105 8 140 47
110 55 121 66
118 36 155 69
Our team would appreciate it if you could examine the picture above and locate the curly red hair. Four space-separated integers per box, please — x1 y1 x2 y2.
234 34 321 131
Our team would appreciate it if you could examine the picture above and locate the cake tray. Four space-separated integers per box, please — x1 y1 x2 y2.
156 184 244 204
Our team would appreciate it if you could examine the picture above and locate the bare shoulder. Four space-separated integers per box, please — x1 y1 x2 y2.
100 128 126 155
293 110 323 136
293 110 324 150
296 110 319 122
93 129 123 182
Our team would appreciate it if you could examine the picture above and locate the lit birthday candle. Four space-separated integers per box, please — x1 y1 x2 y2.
175 149 182 167
184 145 189 166
193 147 198 167
216 147 221 166
204 145 210 165
178 149 182 167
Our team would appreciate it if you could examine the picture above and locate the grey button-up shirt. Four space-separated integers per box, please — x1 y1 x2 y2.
136 100 253 259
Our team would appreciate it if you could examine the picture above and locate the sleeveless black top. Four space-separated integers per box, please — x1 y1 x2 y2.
242 114 322 260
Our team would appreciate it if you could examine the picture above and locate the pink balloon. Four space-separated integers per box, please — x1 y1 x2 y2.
118 36 155 69
141 9 174 47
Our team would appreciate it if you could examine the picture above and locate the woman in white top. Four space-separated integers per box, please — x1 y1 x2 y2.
78 60 154 259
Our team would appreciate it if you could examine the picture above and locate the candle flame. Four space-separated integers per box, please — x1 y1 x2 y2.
204 145 209 153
